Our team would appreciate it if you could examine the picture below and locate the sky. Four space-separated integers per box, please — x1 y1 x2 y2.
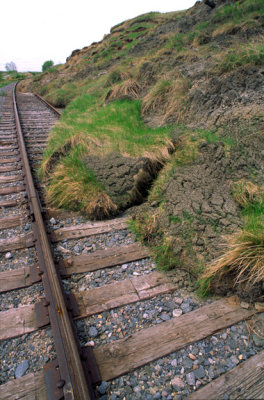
1 0 197 72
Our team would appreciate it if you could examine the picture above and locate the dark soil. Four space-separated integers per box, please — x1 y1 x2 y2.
130 139 264 301
210 272 264 303
84 153 162 210
187 67 264 128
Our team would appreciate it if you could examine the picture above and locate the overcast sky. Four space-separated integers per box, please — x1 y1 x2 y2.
1 0 197 72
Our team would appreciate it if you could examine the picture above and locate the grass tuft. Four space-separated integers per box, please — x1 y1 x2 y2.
45 152 117 219
142 75 189 123
41 96 172 173
202 228 264 287
232 180 263 209
202 179 264 290
217 41 264 73
105 79 141 102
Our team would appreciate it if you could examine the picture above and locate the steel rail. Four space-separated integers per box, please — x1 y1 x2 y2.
13 83 91 400
34 93 61 116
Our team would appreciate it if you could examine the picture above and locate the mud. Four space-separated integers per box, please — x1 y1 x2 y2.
131 140 264 300
84 153 162 210
187 67 264 128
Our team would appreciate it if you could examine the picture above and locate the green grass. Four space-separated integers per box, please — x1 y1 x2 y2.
235 182 264 235
166 33 186 51
0 71 27 88
213 0 264 24
42 96 172 168
126 22 155 32
131 12 161 24
218 42 264 73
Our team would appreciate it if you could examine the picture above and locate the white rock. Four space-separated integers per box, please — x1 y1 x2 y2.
5 252 12 259
173 309 183 317
171 359 178 367
85 341 94 346
56 245 70 254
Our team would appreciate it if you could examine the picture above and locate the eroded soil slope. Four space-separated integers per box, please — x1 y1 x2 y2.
19 0 264 298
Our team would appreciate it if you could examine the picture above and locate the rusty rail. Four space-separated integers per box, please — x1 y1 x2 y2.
34 93 62 116
13 83 95 400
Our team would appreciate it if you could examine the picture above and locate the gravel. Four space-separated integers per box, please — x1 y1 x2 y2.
105 319 263 399
0 283 44 311
0 84 14 117
0 247 37 272
54 230 135 259
76 290 211 347
0 329 56 385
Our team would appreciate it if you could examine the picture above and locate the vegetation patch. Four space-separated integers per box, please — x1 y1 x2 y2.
201 180 264 299
212 0 264 24
46 151 117 220
217 41 264 73
141 74 190 124
0 71 27 88
41 95 174 217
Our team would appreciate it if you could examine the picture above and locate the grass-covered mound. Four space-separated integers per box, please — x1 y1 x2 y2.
40 93 174 218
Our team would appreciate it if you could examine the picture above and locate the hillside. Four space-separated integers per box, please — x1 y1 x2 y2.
19 0 264 299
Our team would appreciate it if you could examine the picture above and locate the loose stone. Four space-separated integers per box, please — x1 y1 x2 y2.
88 326 99 338
186 372 196 386
171 376 185 389
15 360 29 378
173 309 183 317
97 381 109 395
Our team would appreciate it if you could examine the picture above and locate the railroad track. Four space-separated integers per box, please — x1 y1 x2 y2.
0 84 263 400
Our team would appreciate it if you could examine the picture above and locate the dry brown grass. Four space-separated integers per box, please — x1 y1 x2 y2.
143 139 175 167
212 22 241 37
46 160 117 220
105 79 141 102
85 192 118 220
141 75 189 123
232 180 264 208
202 230 264 287
212 19 260 38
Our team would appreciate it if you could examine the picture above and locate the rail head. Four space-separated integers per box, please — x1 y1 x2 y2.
12 82 93 400
34 92 62 116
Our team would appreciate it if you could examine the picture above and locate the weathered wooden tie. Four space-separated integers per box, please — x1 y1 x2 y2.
0 233 34 252
0 243 149 292
93 297 256 381
50 217 129 242
0 271 175 340
187 350 264 400
0 214 23 229
0 184 25 195
59 243 149 276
